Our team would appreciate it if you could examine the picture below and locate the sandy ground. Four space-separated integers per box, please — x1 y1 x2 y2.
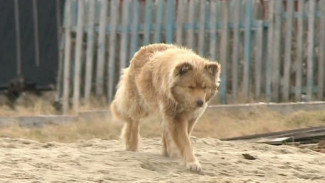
1 137 325 183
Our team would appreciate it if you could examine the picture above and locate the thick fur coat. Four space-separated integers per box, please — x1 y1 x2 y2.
111 44 221 172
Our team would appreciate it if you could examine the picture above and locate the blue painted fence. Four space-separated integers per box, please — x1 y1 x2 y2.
59 0 325 112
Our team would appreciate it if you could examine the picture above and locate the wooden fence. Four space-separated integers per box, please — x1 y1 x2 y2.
58 0 325 113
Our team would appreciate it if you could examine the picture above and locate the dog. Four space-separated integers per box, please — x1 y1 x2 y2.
110 43 221 172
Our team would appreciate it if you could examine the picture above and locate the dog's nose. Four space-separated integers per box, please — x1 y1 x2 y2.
196 100 204 107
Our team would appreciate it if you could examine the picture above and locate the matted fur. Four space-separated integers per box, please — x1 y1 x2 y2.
111 44 221 172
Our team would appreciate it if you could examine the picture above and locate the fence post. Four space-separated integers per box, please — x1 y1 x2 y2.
218 0 229 104
243 0 253 102
306 0 316 101
176 0 185 45
14 0 22 75
63 0 72 114
255 21 264 100
95 0 108 97
198 0 206 56
120 0 130 70
108 0 119 102
295 0 304 102
84 0 96 103
130 0 140 56
266 0 274 102
154 0 164 43
318 0 325 100
32 0 40 67
143 0 153 45
283 0 294 101
73 0 84 111
186 0 196 50
231 0 241 101
166 0 175 44
271 0 282 102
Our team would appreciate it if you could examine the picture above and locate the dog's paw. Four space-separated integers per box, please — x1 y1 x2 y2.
186 160 202 172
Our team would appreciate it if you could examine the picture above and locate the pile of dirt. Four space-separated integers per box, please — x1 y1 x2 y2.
0 137 324 182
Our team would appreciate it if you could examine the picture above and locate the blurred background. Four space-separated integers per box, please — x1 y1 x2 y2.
0 0 324 144
0 0 324 113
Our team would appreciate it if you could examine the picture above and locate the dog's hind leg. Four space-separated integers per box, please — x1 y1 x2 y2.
121 118 140 151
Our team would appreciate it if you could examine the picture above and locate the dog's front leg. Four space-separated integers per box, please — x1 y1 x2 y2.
165 114 201 172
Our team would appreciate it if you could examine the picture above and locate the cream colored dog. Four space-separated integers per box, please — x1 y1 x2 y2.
111 44 221 172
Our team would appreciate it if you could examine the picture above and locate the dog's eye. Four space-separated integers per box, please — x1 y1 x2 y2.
202 86 207 89
188 86 195 90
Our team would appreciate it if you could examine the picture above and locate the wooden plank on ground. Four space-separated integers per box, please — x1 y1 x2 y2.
255 21 263 99
63 0 72 114
306 0 316 101
84 0 96 102
143 0 153 45
295 0 304 101
243 0 253 101
318 0 325 100
73 0 85 111
283 0 294 102
231 0 241 101
218 0 229 104
108 0 119 102
95 0 108 97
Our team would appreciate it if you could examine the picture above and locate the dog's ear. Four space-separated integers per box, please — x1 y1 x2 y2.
205 63 221 77
175 63 192 76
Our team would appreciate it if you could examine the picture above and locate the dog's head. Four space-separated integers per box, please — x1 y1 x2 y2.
170 60 221 109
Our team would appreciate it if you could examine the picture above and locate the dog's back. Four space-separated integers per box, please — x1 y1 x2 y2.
111 44 176 120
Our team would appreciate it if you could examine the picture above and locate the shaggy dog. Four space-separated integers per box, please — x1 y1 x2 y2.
111 44 221 172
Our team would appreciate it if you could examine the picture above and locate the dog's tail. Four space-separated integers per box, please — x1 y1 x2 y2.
110 100 121 120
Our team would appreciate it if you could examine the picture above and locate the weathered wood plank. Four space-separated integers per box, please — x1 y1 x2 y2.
218 0 229 104
108 0 119 102
243 0 253 101
318 0 325 100
295 0 304 101
14 0 21 75
283 0 294 101
120 0 130 71
95 0 108 97
130 0 140 56
231 0 241 101
154 0 164 43
306 0 316 101
63 0 72 113
186 0 196 50
255 21 264 99
176 0 185 45
55 0 64 101
266 0 274 102
209 0 218 61
84 0 96 102
166 0 175 44
198 0 206 56
73 0 84 111
143 0 153 45
32 0 40 67
271 0 282 102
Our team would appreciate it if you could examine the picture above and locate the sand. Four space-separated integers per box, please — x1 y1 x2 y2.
0 137 325 183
